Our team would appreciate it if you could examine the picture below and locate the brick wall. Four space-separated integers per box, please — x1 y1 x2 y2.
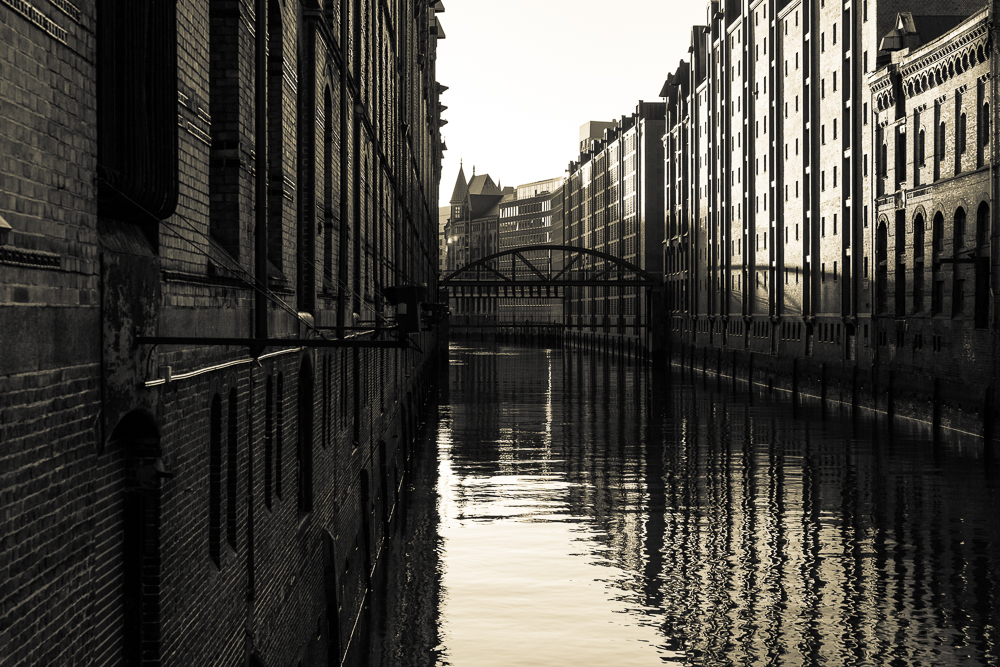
0 0 446 665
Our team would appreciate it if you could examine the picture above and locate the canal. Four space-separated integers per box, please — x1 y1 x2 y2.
367 343 999 666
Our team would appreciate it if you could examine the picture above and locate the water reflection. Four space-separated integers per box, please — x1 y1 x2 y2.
372 344 1000 666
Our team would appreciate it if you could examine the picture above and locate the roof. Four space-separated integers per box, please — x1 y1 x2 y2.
467 173 501 197
880 12 971 52
449 163 468 204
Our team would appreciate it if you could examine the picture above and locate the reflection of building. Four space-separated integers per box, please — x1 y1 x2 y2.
443 163 508 321
0 1 444 665
498 177 565 323
563 103 665 348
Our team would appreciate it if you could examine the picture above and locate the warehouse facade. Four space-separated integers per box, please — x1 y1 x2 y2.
660 0 996 434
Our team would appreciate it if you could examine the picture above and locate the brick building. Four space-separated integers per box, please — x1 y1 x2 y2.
869 7 997 431
497 176 565 323
0 0 446 665
442 163 506 322
563 103 665 352
659 0 995 433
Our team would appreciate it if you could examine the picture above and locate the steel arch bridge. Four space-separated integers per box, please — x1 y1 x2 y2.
440 245 659 298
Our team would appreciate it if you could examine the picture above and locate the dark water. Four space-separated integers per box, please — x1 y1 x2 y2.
371 344 1000 666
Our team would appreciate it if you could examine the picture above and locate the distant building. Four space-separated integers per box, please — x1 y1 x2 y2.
563 103 665 347
443 163 506 321
498 176 565 323
439 205 450 274
579 120 618 154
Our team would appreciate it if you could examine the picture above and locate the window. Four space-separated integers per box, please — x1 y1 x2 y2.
959 113 967 154
265 376 273 509
297 359 314 513
97 0 178 223
276 373 284 499
267 0 286 271
227 389 238 549
210 395 223 567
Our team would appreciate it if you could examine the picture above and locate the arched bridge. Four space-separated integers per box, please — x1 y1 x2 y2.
440 245 660 297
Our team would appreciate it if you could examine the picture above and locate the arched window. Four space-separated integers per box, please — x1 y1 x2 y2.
298 358 314 513
895 213 907 317
932 212 945 314
952 208 967 317
917 128 925 163
876 221 888 314
913 214 925 311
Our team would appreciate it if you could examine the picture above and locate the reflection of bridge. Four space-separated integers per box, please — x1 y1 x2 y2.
441 246 662 353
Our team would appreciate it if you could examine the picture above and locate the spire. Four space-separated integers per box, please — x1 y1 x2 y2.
449 161 468 205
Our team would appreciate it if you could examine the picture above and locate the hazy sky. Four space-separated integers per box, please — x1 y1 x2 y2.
435 0 711 207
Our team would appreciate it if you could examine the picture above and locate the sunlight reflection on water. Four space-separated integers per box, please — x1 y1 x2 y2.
370 344 999 667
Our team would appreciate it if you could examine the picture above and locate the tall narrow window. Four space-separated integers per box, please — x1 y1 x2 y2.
298 358 314 513
932 212 945 314
265 376 273 509
210 395 223 566
876 222 888 314
267 0 285 271
227 389 238 549
960 113 968 152
276 373 284 499
913 214 925 311
209 0 242 257
323 87 335 290
97 0 178 224
975 202 990 328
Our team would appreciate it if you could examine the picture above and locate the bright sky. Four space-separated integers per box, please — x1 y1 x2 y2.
435 0 711 207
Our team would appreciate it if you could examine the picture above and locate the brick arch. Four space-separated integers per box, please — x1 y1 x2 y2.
929 202 949 222
911 205 928 227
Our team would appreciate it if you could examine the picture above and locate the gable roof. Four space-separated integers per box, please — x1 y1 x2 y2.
467 173 501 197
